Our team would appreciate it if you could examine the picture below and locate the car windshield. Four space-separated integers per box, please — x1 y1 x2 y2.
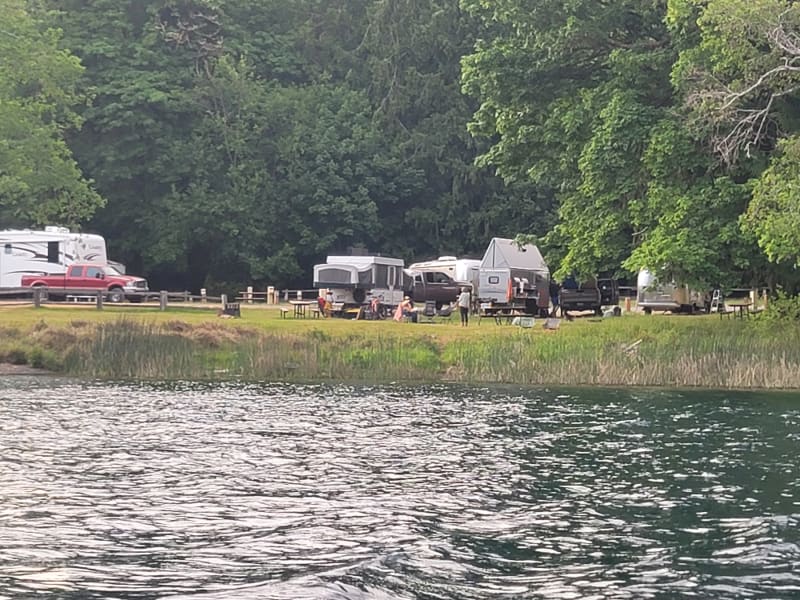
102 265 123 276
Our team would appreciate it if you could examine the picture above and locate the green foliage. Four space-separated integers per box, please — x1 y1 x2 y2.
0 0 103 226
745 136 800 267
462 0 676 279
14 0 800 297
762 291 800 321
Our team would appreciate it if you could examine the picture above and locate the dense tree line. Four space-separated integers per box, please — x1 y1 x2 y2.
2 0 800 293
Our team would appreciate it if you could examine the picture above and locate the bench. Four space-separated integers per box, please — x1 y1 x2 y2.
279 307 290 318
223 302 241 317
309 306 321 318
66 295 96 303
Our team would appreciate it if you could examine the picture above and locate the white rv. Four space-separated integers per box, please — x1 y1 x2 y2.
637 269 709 314
478 238 549 312
407 256 481 289
0 227 108 288
313 255 406 306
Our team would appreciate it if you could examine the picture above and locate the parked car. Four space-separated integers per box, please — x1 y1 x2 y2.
21 263 148 302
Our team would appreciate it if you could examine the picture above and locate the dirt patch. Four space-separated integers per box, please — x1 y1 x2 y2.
0 363 51 376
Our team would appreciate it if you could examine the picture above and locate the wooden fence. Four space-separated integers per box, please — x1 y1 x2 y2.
0 288 232 312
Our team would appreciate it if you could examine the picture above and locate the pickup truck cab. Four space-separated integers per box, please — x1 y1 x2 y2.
405 269 461 308
560 278 619 315
21 263 148 302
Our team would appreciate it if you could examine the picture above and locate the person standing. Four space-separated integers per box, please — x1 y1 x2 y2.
457 287 471 326
549 279 561 317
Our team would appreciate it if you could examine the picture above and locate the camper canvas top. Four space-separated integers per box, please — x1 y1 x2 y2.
479 237 548 274
325 255 404 267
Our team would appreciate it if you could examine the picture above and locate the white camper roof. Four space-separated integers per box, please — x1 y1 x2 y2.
480 238 548 272
325 255 404 267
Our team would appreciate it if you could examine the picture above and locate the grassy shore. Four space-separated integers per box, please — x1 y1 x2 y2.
1 302 799 389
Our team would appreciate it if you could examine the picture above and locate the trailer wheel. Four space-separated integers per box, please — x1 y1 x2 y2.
644 307 652 315
107 287 125 303
352 288 366 304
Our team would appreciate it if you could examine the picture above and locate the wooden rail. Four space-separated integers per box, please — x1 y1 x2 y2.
0 288 227 312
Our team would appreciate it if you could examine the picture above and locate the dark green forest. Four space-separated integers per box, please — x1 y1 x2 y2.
3 0 800 293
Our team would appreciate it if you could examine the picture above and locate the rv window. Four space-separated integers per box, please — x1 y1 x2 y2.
3 244 10 255
488 276 500 284
47 241 59 263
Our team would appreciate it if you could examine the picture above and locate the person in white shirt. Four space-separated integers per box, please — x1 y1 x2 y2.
457 287 471 327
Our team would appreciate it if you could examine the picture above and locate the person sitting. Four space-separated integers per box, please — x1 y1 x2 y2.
369 296 381 319
394 296 414 322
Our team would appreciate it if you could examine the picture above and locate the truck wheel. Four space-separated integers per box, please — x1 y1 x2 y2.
644 307 652 315
107 288 125 303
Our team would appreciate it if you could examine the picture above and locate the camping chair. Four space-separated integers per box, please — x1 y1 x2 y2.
421 300 437 322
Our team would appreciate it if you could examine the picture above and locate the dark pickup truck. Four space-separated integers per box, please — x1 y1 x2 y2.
21 263 149 302
560 278 619 315
405 269 461 308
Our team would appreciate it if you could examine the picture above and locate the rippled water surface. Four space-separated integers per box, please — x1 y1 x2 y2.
1 377 799 599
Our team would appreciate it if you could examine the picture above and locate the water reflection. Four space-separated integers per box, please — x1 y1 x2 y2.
1 378 799 599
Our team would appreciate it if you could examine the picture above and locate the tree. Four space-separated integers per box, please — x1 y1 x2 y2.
0 0 103 226
672 0 800 164
745 136 800 267
672 0 800 282
461 0 674 279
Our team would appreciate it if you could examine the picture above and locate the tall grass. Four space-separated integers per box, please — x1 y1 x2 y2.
15 314 800 389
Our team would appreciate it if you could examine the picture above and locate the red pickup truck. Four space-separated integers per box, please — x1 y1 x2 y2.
21 264 149 302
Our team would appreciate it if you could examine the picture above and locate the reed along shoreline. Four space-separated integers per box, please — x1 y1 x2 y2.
1 305 799 389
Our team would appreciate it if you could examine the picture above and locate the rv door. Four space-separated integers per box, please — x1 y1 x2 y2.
479 269 511 303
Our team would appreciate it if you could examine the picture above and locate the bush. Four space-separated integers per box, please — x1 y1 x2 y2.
762 292 800 321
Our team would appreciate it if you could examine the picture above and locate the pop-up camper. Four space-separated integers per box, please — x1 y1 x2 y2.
313 255 406 307
0 227 108 288
478 238 549 312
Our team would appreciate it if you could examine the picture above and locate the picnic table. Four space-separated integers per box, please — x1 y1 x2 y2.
288 300 319 318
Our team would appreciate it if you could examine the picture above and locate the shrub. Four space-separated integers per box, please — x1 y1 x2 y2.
762 292 800 321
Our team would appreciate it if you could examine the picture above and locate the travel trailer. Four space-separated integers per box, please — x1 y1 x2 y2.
313 255 406 307
477 238 550 312
0 227 108 288
636 269 709 314
407 256 481 289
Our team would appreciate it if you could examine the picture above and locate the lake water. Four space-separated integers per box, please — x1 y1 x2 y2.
1 377 799 599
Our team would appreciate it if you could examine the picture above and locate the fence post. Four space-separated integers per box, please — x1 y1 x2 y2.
159 290 168 311
96 291 103 310
200 288 207 303
33 288 42 308
247 286 253 303
283 289 288 302
624 297 631 313
296 289 302 300
267 286 275 305
221 294 228 311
